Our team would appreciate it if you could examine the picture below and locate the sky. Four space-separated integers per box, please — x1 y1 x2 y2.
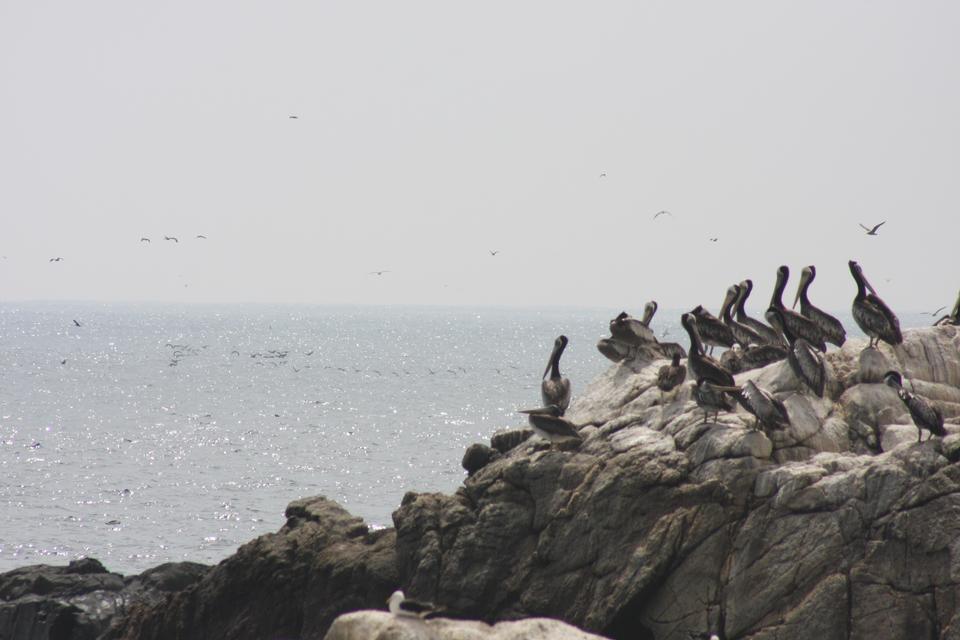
1 1 958 312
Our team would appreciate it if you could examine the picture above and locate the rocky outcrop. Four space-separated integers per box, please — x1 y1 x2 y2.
323 611 608 639
393 325 960 639
0 558 208 640
105 497 397 640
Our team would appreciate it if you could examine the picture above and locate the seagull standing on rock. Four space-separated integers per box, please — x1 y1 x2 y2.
387 590 441 619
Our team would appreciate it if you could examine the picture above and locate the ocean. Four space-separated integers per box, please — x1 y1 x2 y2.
0 302 930 574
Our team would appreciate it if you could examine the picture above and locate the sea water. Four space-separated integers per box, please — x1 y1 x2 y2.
0 302 929 574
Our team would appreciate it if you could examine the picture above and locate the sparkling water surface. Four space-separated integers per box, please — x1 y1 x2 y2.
0 302 929 574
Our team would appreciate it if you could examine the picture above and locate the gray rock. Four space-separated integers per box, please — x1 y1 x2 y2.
324 610 609 639
490 429 533 454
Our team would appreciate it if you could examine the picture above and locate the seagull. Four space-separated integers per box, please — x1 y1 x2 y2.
859 221 885 236
289 115 299 119
164 236 179 243
60 359 67 365
73 319 81 327
489 250 499 256
708 237 718 242
653 210 672 220
599 172 607 178
387 590 441 619
49 257 63 262
196 234 207 239
368 270 390 276
140 237 151 242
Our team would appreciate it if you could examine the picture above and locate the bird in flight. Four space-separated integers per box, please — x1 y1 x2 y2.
599 172 607 178
924 306 947 316
653 210 672 220
709 237 718 242
289 115 299 119
196 235 207 239
49 257 63 262
489 250 499 256
368 270 390 276
859 221 885 235
73 319 81 327
140 237 150 242
164 236 179 243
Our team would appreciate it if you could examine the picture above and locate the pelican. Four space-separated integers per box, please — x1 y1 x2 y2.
387 590 440 619
610 311 655 345
728 380 790 432
597 337 633 362
792 265 846 347
641 301 658 327
518 405 582 443
656 353 687 396
681 313 734 387
692 379 735 423
721 284 763 348
848 260 902 348
657 341 688 360
735 279 785 347
769 266 826 352
884 371 946 442
859 221 885 235
690 305 734 354
766 306 826 397
542 335 571 413
934 290 960 326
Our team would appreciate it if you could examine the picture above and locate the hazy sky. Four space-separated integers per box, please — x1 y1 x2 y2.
2 2 958 311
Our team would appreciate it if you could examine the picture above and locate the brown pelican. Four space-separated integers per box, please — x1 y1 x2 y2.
641 301 658 327
766 306 825 397
883 371 946 442
721 284 763 348
657 342 688 360
597 337 632 362
387 590 440 619
770 266 826 352
690 305 734 354
542 335 571 413
848 260 902 348
518 405 582 443
728 380 790 432
692 379 735 423
681 313 734 386
610 311 656 345
934 290 960 326
656 353 687 396
720 343 788 374
792 265 846 347
859 221 885 236
735 279 785 347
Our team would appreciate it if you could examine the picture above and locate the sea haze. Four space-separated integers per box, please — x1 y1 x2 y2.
0 302 930 574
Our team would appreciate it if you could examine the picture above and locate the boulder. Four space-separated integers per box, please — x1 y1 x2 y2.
323 611 608 639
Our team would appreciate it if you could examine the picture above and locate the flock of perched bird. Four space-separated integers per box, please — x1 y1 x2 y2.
521 260 960 445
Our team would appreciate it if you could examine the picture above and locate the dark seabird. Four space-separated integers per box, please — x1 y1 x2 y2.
610 311 655 345
884 371 945 442
73 319 81 327
934 290 960 326
641 300 658 327
721 284 763 348
518 405 582 443
735 279 785 347
730 380 790 432
541 335 571 414
692 379 735 423
489 250 499 256
848 260 902 348
597 337 633 362
196 234 207 239
653 210 672 219
140 237 150 242
387 590 441 619
164 236 178 243
925 306 947 317
657 341 688 360
769 266 826 352
368 270 391 276
690 305 734 354
49 257 63 262
792 265 846 347
766 306 826 397
289 115 299 119
681 313 734 387
721 343 788 374
656 353 687 396
859 221 885 235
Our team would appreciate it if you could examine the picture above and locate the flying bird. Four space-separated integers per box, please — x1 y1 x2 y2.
73 319 81 327
288 115 299 119
859 221 885 236
653 210 672 220
708 237 718 242
489 250 499 256
599 172 607 178
924 306 946 317
164 236 178 243
49 257 63 262
196 235 207 239
140 237 150 242
368 270 390 276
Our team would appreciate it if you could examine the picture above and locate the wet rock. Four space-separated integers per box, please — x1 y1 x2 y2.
490 429 533 454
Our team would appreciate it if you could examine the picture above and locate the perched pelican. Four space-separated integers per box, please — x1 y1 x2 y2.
766 306 826 397
721 343 788 374
681 314 734 387
518 405 582 443
884 371 946 442
610 311 656 345
597 337 633 362
656 353 687 396
848 260 902 348
729 380 790 432
769 266 826 352
641 301 658 327
657 342 688 360
692 379 735 423
542 335 571 413
859 221 885 236
387 590 440 619
792 265 846 347
934 290 960 326
735 279 785 347
721 284 763 348
690 305 734 354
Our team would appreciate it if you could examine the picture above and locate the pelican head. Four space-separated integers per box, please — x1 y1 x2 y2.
641 301 658 326
883 370 903 389
849 260 878 296
543 335 568 378
792 265 815 309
